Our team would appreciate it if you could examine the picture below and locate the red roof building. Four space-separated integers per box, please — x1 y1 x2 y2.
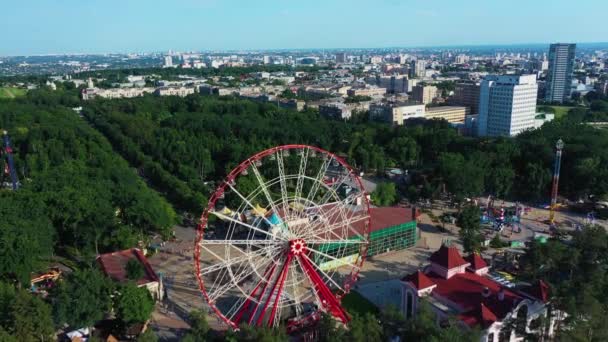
400 244 559 341
97 248 163 300
401 270 436 293
465 253 489 276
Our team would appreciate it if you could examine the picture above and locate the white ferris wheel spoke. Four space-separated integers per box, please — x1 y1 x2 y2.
227 182 278 229
200 239 279 245
211 208 282 241
305 246 360 270
275 149 290 219
294 147 309 204
249 162 281 217
198 245 276 276
307 212 370 242
300 253 346 293
306 239 366 245
305 155 332 204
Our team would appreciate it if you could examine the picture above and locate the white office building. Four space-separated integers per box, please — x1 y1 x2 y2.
477 75 538 137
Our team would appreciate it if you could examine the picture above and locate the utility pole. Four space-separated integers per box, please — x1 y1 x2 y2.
549 139 564 225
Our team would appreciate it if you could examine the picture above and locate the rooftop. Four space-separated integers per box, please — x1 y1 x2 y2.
97 248 159 286
465 253 488 271
429 244 469 269
401 270 435 290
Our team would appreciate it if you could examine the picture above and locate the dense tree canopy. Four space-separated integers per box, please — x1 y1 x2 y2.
0 91 176 260
114 283 155 325
0 282 55 342
51 268 114 328
457 205 483 253
520 226 608 340
81 93 608 212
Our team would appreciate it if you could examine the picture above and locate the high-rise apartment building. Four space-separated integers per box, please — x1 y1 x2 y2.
163 56 173 68
477 75 538 137
409 60 426 78
412 85 438 105
336 52 347 64
545 43 576 103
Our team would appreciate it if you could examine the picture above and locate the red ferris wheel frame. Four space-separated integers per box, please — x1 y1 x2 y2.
194 144 371 330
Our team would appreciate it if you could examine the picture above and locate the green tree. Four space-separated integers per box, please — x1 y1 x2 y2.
0 191 54 286
136 329 158 342
318 313 347 342
371 182 398 206
125 259 145 280
115 283 155 325
51 268 114 328
182 310 210 342
347 312 383 342
0 282 55 342
457 205 483 253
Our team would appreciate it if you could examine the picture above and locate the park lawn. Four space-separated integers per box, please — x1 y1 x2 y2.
537 105 573 119
0 87 27 99
341 290 380 317
550 106 573 119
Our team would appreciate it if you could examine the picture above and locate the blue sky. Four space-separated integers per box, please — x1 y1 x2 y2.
2 0 607 55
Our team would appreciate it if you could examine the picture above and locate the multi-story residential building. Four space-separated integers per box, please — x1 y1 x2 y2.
319 102 352 120
81 87 155 100
369 56 383 64
153 86 196 97
335 52 347 64
347 85 387 98
545 43 576 103
368 75 412 94
450 82 481 114
478 75 538 137
409 59 426 78
412 85 438 105
455 54 469 64
425 106 470 123
369 102 425 125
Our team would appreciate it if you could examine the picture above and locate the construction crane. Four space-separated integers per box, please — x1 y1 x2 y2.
2 130 20 190
549 139 564 225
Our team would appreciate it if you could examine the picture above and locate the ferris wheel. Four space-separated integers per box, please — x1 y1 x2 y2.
194 145 371 331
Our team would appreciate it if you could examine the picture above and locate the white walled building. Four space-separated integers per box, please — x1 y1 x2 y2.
369 102 425 125
477 75 538 137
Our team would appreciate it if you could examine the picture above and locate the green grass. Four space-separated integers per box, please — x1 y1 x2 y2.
0 87 27 99
537 105 573 119
341 290 380 316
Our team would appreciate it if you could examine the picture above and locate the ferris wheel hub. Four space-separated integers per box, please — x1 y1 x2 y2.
288 238 307 256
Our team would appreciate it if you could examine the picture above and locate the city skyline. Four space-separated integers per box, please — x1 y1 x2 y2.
2 0 608 55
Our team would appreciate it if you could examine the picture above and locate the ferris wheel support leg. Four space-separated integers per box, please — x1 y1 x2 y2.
267 253 293 328
297 253 350 324
255 255 291 327
247 263 279 325
234 262 278 325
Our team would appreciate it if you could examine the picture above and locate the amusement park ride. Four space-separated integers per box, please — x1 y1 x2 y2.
1 130 20 191
194 145 371 332
549 139 564 227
